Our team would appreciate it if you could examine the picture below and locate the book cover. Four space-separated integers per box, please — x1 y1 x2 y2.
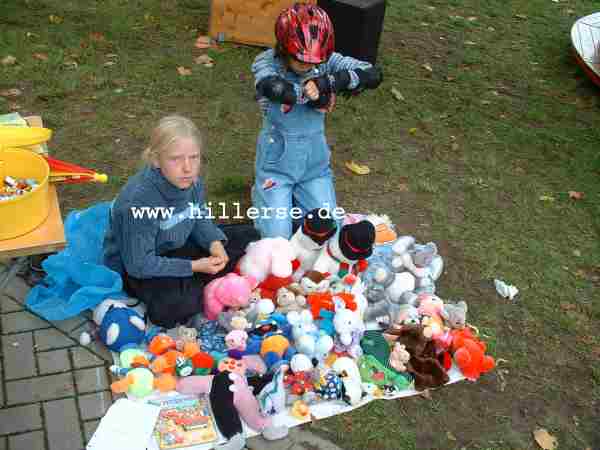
148 395 218 449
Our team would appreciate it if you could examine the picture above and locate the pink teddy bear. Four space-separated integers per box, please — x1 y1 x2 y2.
238 237 298 283
203 273 258 321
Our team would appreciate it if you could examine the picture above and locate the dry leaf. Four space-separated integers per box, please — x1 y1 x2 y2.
568 191 584 200
345 161 370 175
89 32 106 42
447 431 457 441
391 87 405 101
49 14 64 24
195 35 212 49
194 55 214 67
1 55 17 66
419 389 432 400
422 63 433 72
533 428 557 450
560 302 576 311
177 66 192 76
539 195 555 202
496 368 508 392
33 52 48 61
0 88 22 98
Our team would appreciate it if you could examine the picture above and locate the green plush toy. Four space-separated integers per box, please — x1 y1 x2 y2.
358 355 411 391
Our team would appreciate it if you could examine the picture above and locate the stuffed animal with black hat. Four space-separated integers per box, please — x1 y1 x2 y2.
312 220 376 279
290 208 338 281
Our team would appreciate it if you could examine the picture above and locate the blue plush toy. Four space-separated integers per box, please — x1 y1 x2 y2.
93 299 147 352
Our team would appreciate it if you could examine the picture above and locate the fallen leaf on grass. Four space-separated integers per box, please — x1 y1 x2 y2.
533 428 557 450
345 161 370 175
177 66 192 76
89 32 106 42
33 52 48 61
419 389 432 400
194 54 214 67
496 368 508 392
560 302 576 311
195 35 212 49
568 190 584 200
447 431 457 441
422 63 433 72
0 88 22 98
391 87 405 101
49 14 63 24
1 55 17 66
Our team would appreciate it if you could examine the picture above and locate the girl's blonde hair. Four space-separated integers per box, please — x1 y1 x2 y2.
142 115 204 165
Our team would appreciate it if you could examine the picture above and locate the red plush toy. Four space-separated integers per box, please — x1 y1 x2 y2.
451 328 495 381
258 272 297 301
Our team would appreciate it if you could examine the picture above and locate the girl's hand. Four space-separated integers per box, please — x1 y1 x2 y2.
209 240 229 266
303 80 320 101
192 256 226 275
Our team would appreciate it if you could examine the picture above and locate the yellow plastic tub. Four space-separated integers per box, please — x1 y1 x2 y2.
0 148 50 240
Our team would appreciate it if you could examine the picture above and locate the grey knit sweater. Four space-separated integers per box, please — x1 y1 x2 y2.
103 165 226 279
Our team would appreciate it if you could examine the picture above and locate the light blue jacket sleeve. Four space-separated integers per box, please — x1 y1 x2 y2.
324 52 373 90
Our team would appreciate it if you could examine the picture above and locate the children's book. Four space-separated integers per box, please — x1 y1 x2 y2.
148 395 218 449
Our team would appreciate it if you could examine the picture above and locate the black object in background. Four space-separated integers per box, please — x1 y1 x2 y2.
318 0 387 65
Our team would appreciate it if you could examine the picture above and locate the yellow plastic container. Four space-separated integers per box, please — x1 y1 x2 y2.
0 148 50 240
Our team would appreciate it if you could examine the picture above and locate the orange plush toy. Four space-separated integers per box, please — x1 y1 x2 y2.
307 292 357 319
451 328 495 381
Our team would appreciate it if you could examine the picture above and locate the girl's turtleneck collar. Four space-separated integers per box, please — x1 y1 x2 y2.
145 165 192 202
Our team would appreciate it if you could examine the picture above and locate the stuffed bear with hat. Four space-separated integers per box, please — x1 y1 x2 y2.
290 208 337 281
312 220 376 279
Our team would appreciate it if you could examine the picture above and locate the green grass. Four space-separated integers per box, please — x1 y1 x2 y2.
2 0 600 449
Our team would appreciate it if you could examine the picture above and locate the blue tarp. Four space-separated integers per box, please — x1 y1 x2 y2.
25 201 128 321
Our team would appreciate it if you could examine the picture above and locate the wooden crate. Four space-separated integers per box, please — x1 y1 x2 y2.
209 0 316 47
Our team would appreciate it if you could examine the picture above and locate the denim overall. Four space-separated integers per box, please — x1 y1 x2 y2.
252 74 337 239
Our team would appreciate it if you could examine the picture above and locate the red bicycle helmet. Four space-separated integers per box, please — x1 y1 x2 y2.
275 3 335 64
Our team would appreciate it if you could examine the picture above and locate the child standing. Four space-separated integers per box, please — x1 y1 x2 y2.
103 115 259 329
251 2 382 239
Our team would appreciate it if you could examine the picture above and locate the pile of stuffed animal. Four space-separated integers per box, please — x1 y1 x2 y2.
93 209 495 450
